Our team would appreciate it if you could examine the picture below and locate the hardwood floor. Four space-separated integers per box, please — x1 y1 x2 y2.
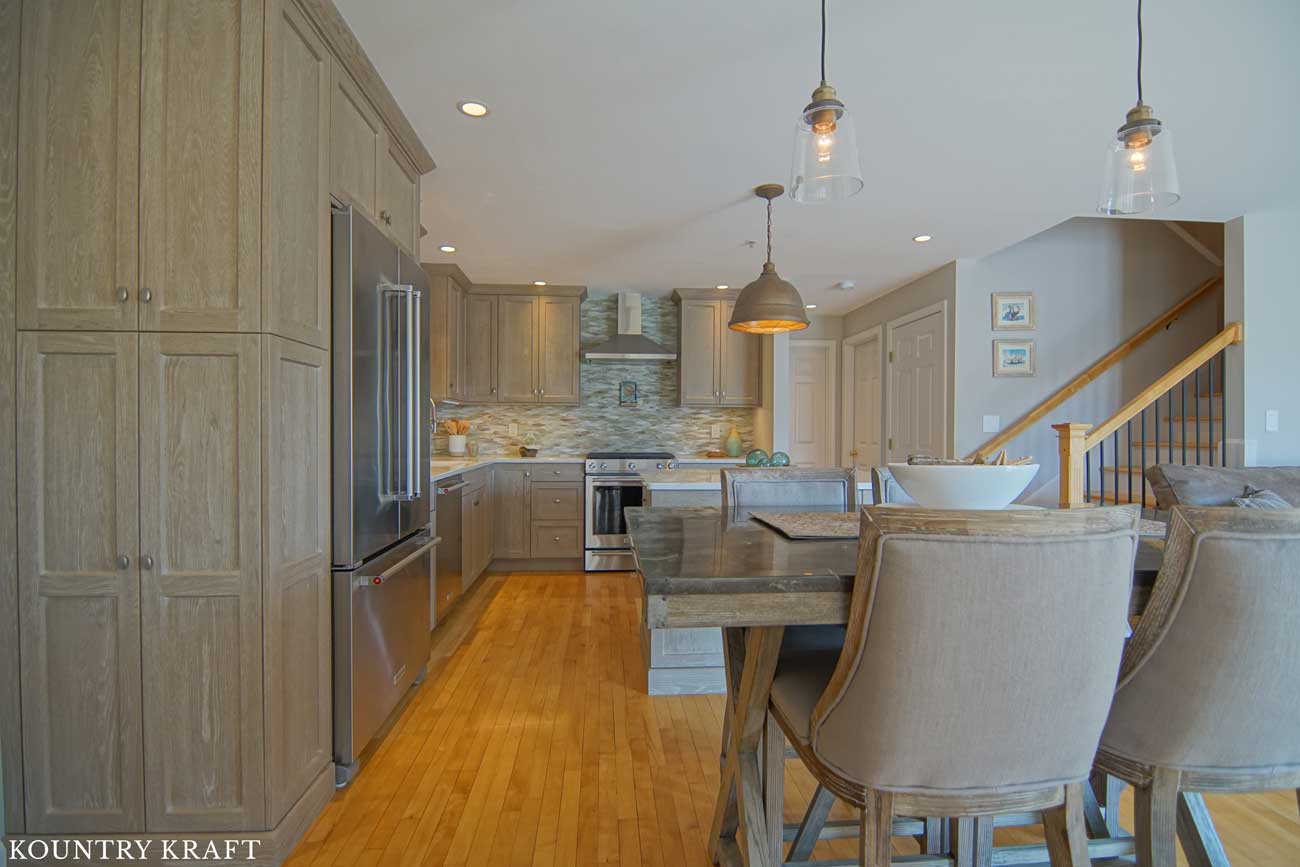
286 571 1300 866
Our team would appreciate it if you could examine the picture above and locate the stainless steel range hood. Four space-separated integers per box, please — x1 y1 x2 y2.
583 292 677 361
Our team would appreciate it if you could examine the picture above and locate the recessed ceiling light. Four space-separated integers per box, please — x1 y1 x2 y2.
715 284 730 290
457 101 489 117
805 304 818 309
912 234 933 243
533 280 547 286
438 244 456 253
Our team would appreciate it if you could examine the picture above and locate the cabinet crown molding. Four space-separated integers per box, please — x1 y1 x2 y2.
671 288 741 302
420 262 473 289
470 283 588 301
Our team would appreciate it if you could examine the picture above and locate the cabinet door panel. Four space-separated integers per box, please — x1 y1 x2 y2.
139 0 261 332
378 142 418 255
496 296 538 402
537 296 579 404
139 334 263 830
263 0 330 349
16 0 141 330
446 282 463 399
17 332 143 832
720 302 760 406
329 59 381 218
679 300 720 405
462 294 497 401
493 467 529 558
263 337 331 823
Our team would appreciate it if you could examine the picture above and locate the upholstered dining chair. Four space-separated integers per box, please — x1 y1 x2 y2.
1092 506 1300 866
869 466 915 505
768 504 1141 866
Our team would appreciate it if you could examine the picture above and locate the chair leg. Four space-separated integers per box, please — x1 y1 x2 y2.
1176 792 1230 867
788 785 836 863
1043 782 1091 867
859 789 894 867
763 712 785 862
1133 766 1182 867
948 816 991 867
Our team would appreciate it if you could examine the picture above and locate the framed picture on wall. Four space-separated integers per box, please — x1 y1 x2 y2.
993 339 1036 377
991 292 1035 330
619 380 638 406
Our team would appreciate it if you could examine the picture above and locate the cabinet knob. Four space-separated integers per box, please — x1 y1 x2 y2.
524 472 530 477
721 391 726 398
116 287 129 303
141 554 155 570
116 554 130 570
141 287 153 303
553 498 561 503
553 536 561 542
552 470 561 475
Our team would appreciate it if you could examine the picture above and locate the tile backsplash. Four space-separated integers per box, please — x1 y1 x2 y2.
434 295 756 457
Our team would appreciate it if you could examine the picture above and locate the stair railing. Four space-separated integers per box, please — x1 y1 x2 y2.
1053 322 1244 508
967 275 1223 463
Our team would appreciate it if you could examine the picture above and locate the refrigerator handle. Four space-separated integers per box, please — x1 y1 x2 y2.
409 288 422 502
381 282 417 502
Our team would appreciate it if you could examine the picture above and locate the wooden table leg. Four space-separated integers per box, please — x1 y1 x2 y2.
708 625 785 867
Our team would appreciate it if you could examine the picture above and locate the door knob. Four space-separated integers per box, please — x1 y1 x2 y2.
116 555 130 570
141 554 155 570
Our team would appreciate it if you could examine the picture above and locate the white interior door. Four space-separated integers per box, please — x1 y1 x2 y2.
788 340 836 466
845 334 882 468
888 309 946 463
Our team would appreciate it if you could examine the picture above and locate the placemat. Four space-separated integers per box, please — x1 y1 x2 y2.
749 511 860 540
750 512 1168 541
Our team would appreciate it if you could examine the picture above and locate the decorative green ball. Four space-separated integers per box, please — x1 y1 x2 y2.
769 451 790 467
745 448 769 466
757 457 772 466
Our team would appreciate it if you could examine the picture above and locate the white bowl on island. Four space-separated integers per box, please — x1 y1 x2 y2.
887 462 1039 509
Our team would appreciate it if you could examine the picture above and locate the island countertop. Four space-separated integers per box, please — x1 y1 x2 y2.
640 467 873 494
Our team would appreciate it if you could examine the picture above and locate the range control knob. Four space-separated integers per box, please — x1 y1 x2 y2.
600 462 608 470
627 461 637 471
655 462 664 470
586 461 595 472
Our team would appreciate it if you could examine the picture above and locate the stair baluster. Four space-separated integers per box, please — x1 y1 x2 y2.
1099 439 1106 504
1181 379 1188 465
1127 420 1135 505
1208 356 1216 467
1195 367 1202 465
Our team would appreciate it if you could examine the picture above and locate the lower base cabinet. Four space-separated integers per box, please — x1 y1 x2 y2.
490 464 583 562
14 333 332 834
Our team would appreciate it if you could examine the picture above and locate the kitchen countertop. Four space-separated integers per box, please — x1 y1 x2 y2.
431 454 585 483
640 468 872 492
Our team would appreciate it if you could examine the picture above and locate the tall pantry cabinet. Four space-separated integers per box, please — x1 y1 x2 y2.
0 0 433 854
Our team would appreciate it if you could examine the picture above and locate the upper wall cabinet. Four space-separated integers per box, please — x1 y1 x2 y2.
16 0 142 331
262 0 331 349
378 141 419 255
672 290 761 407
140 0 263 332
475 286 585 406
424 264 469 402
329 58 382 219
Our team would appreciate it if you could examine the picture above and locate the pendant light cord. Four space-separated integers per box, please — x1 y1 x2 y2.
766 198 774 264
820 0 828 84
1136 0 1144 104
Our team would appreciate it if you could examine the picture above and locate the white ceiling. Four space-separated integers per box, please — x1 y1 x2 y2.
337 0 1300 314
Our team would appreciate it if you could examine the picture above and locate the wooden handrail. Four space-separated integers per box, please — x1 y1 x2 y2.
966 274 1223 460
1083 321 1243 449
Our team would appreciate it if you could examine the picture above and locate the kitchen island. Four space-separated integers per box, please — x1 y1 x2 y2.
640 467 873 505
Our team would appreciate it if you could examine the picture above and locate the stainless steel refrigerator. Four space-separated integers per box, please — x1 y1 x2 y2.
331 204 433 785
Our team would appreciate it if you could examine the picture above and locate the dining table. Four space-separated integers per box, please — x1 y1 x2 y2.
624 504 1222 867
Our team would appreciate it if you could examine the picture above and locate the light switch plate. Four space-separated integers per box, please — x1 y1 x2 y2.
982 415 1001 433
1266 410 1280 432
711 423 724 438
508 423 518 437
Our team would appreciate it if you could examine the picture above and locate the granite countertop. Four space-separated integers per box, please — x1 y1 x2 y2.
431 454 585 483
640 468 873 492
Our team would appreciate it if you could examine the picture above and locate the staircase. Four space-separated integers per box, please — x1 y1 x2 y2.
967 275 1242 509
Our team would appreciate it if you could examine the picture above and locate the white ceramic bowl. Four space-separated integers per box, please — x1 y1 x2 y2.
887 462 1039 509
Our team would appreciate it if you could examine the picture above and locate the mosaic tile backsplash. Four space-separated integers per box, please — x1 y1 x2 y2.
434 295 757 457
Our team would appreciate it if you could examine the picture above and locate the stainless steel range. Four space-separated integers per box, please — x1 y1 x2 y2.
584 451 674 571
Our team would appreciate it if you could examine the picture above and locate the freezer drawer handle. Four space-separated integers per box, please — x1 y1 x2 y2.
437 481 468 494
353 538 436 589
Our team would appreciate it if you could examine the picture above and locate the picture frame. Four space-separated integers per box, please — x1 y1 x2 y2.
993 339 1036 377
991 292 1035 331
618 380 638 406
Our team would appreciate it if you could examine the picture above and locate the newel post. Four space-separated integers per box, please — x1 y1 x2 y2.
1052 423 1093 508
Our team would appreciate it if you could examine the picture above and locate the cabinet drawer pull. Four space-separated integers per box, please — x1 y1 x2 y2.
553 535 561 542
553 498 561 503
116 287 129 303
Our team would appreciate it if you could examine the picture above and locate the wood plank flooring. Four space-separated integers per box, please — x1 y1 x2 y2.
286 571 1300 866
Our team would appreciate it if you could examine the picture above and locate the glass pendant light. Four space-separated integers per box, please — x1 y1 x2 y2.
790 0 864 203
729 185 810 334
1099 0 1180 215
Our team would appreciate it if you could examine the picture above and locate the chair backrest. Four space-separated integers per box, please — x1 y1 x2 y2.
870 466 915 505
719 467 855 509
810 505 1140 794
1101 506 1300 773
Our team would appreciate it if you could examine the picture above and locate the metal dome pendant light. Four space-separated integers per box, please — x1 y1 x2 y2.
1099 0 1180 215
790 0 864 203
729 184 810 334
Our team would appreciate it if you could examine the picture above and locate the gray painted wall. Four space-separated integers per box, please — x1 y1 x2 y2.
955 218 1221 495
1224 209 1300 466
841 262 959 457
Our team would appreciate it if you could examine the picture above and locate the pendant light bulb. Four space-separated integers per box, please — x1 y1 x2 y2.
790 1 864 203
1098 0 1180 215
729 185 810 334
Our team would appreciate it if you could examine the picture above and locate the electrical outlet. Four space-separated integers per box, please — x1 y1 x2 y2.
1266 410 1280 433
508 423 518 437
982 415 1001 433
711 423 724 438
